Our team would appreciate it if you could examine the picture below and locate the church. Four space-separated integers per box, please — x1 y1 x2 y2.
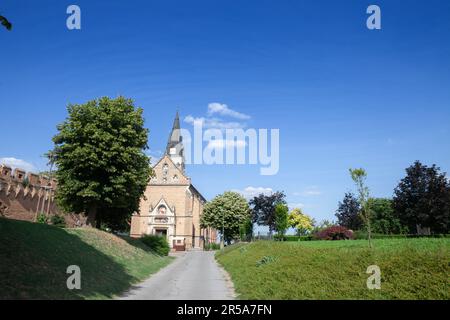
130 112 217 250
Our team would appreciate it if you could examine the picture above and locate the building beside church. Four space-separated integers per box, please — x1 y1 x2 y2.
130 112 217 250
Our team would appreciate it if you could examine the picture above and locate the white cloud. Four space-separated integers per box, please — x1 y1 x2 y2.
233 186 274 200
184 102 250 130
207 103 251 120
184 115 246 130
0 157 36 172
293 186 322 197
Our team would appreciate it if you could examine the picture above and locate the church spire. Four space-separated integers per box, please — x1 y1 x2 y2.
166 111 185 170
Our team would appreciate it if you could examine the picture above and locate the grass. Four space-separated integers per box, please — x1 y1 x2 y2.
0 218 173 299
216 239 449 300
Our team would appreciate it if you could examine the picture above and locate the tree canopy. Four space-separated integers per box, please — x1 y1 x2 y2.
369 198 406 234
335 192 362 230
288 208 314 235
393 161 450 234
0 15 12 30
201 191 251 244
249 191 286 234
51 96 152 229
274 203 289 237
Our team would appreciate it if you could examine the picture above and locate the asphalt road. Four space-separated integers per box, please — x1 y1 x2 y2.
119 250 236 300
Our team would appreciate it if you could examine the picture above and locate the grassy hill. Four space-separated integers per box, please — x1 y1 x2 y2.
216 239 449 300
0 218 172 299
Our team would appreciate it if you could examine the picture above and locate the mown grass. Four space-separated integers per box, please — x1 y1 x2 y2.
0 218 173 299
216 239 449 300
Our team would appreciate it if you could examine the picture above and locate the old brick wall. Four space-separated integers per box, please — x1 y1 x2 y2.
0 164 85 227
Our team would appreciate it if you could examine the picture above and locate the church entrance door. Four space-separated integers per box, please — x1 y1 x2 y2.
155 229 168 240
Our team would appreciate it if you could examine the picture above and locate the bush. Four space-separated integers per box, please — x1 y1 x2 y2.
50 215 66 228
314 225 354 240
140 235 170 256
256 256 277 267
204 242 221 251
274 235 314 242
36 213 48 224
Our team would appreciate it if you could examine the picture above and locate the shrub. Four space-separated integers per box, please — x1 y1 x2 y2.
204 242 221 251
274 235 314 242
256 256 277 267
50 215 66 228
141 235 170 256
36 213 48 224
314 225 354 240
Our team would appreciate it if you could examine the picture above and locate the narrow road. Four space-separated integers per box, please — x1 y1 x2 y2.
119 251 235 300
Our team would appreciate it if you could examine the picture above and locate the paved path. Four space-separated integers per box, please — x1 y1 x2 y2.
119 251 235 300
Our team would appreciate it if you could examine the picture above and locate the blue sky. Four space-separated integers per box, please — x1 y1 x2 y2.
1 0 450 227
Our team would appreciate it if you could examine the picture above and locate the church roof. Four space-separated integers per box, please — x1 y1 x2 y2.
165 111 181 155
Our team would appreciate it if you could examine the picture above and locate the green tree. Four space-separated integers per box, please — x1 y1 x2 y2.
0 15 12 30
288 208 314 235
249 191 286 235
369 198 406 234
393 161 450 234
239 216 253 242
51 96 152 228
200 191 251 246
335 192 363 230
350 168 373 247
274 203 289 238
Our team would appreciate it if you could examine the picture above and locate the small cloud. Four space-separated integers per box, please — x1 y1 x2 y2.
233 186 273 200
184 103 250 131
207 103 251 120
184 115 246 130
293 186 322 197
0 157 36 172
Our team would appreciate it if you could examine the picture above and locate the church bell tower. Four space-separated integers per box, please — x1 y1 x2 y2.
166 111 185 171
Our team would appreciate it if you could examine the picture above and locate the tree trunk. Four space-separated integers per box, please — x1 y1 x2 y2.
85 205 97 228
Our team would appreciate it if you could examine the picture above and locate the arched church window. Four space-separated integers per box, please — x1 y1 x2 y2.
162 163 169 176
162 177 167 183
173 175 179 182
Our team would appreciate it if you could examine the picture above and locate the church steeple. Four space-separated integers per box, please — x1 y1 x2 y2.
166 111 185 170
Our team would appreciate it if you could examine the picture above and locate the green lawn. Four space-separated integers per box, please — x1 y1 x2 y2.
216 239 449 300
0 218 173 299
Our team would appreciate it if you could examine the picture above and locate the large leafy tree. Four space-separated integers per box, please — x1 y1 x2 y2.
201 191 251 244
51 97 152 228
369 198 406 234
249 191 286 234
335 192 363 230
393 161 450 234
288 208 314 235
